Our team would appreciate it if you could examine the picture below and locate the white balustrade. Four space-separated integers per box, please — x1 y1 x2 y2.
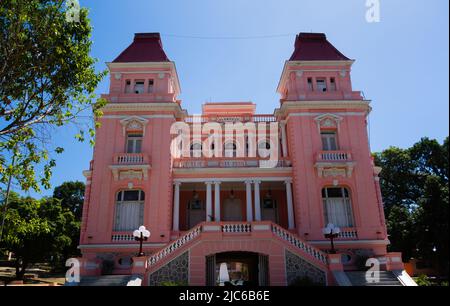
115 154 145 164
222 223 252 233
318 151 351 161
111 234 135 241
271 224 328 265
148 225 202 266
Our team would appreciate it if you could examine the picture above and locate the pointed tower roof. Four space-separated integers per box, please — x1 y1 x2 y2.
289 33 350 61
113 33 170 63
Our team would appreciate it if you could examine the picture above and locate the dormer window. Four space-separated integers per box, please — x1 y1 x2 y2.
330 77 336 91
307 78 313 91
148 79 154 93
316 78 327 92
134 80 145 94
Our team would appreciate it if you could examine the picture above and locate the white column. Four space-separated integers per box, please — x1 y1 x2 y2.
172 182 181 231
254 180 261 221
214 181 221 222
205 182 213 221
285 179 295 229
280 121 288 157
245 180 253 222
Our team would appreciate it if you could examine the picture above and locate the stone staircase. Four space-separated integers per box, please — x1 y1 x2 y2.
345 271 403 286
75 275 136 286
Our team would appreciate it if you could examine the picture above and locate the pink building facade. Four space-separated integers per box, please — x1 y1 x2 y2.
78 33 412 286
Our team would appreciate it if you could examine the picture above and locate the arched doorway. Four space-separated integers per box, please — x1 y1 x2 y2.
206 252 269 286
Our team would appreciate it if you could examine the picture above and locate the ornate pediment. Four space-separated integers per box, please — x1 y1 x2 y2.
119 116 149 136
109 165 150 181
314 113 343 131
315 162 355 178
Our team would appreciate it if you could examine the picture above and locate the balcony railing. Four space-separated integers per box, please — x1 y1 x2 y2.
113 153 149 165
316 151 352 162
337 228 358 239
281 91 363 102
173 158 292 169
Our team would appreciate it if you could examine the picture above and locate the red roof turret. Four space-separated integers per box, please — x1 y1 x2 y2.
289 33 350 61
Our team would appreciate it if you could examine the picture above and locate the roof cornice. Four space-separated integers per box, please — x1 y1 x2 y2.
101 102 187 118
274 100 372 117
106 61 181 95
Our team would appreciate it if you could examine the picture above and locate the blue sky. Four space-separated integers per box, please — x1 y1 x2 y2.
21 0 449 198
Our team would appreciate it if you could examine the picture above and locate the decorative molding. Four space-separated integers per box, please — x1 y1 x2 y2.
109 165 151 181
82 170 92 178
315 162 355 178
78 243 167 249
279 100 370 115
276 60 354 93
173 167 292 176
119 116 149 136
101 102 186 116
173 176 292 183
314 113 343 132
373 166 382 176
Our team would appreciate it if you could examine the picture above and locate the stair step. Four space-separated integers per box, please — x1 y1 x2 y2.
345 271 402 286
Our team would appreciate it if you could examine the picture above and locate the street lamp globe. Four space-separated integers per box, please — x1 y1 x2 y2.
133 225 151 257
322 223 340 254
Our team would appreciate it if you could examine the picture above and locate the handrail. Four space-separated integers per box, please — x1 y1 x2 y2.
271 223 328 265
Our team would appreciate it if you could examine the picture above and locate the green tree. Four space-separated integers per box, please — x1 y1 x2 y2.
0 193 77 279
52 181 84 258
374 137 449 276
53 181 84 220
0 0 105 193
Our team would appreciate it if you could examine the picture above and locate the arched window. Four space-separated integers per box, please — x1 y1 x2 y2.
224 142 237 157
190 142 202 158
258 140 271 158
114 190 145 231
322 187 354 227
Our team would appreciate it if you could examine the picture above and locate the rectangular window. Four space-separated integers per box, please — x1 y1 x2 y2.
322 187 353 227
126 133 143 153
330 77 336 91
148 79 154 93
134 80 145 94
316 78 327 92
321 131 338 151
307 78 313 91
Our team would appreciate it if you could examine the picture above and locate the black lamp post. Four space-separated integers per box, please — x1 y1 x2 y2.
322 223 340 254
133 226 151 257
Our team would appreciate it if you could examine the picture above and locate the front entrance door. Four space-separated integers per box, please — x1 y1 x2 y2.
212 252 259 286
261 194 278 223
187 198 205 228
223 197 243 221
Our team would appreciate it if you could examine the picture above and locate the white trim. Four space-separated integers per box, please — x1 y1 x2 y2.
173 167 292 175
173 176 292 183
102 114 176 119
78 243 167 249
392 270 418 286
82 170 92 178
107 61 181 95
288 112 365 118
275 100 371 118
308 239 390 246
277 60 354 93
101 102 186 117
